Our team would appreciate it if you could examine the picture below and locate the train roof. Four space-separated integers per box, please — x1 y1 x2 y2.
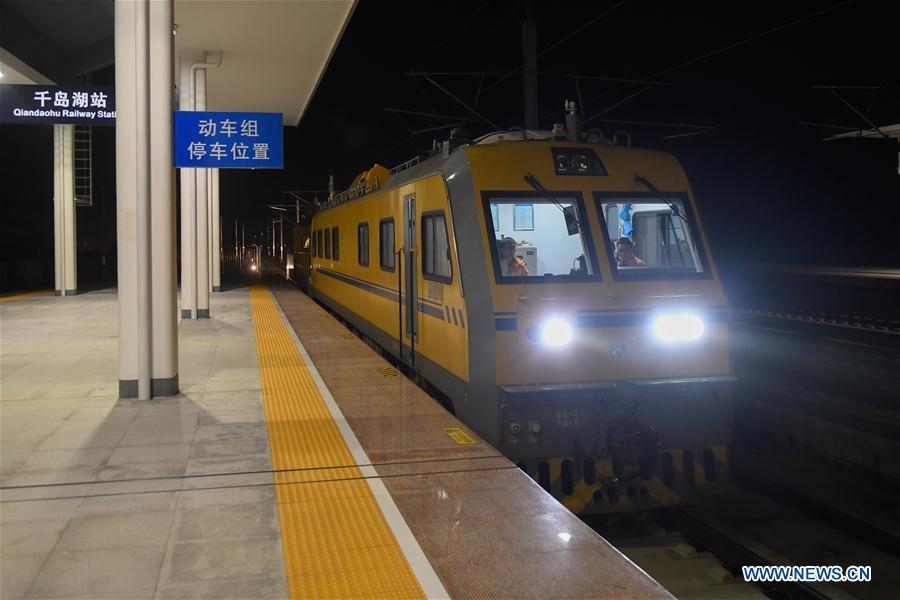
322 133 684 213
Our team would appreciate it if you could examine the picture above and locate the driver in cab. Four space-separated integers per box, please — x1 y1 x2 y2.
498 237 529 276
615 237 646 267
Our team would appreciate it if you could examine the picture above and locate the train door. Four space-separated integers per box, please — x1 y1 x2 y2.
404 194 418 352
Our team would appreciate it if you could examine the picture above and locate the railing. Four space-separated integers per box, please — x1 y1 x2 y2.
321 151 429 211
390 155 422 174
324 175 382 210
74 125 92 207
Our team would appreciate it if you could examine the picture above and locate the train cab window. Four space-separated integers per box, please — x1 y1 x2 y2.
358 223 369 266
484 195 598 283
422 211 452 282
596 195 706 278
379 218 395 271
332 227 339 261
324 228 332 260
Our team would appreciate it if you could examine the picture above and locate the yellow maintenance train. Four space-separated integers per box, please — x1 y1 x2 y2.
305 115 733 514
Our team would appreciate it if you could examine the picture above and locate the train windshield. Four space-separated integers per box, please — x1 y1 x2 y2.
597 197 705 276
484 196 598 282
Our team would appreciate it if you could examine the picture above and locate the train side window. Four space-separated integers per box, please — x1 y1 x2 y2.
311 231 317 258
317 230 323 258
358 222 369 266
324 228 332 260
379 218 395 271
422 211 452 283
332 226 339 261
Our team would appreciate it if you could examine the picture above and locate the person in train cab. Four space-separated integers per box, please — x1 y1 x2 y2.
498 237 530 276
615 237 647 267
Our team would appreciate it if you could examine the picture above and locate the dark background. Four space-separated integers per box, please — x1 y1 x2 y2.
2 0 897 293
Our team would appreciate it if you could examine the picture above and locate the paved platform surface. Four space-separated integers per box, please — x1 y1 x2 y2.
270 283 670 599
2 288 287 599
1 284 670 599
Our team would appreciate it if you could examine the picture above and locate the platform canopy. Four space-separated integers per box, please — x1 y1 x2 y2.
0 0 356 125
175 0 356 125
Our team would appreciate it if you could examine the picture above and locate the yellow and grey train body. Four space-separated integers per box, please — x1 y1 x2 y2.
308 135 733 514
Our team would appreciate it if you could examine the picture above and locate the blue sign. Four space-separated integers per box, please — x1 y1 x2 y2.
174 111 283 169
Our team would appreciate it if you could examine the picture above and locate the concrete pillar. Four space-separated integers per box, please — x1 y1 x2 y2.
195 68 209 317
178 55 197 319
211 168 221 292
53 128 63 294
116 0 178 399
149 0 178 396
53 124 77 295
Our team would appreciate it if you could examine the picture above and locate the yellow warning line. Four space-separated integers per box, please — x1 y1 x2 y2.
0 289 52 303
249 285 424 599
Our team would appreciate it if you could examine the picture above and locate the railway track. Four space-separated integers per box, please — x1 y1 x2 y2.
591 470 899 600
732 313 900 482
592 310 900 599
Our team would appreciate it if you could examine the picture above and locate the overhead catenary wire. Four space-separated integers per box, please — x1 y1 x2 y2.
445 0 632 114
567 0 859 120
826 88 889 138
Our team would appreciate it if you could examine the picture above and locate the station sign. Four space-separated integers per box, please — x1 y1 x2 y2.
174 111 283 169
0 84 116 125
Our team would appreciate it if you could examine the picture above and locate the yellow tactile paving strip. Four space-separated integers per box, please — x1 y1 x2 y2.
0 289 52 303
249 285 425 599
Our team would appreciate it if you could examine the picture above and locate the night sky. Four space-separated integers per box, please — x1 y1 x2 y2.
2 0 898 292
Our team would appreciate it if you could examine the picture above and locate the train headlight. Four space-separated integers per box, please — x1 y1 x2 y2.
541 318 573 347
651 312 705 343
250 263 257 271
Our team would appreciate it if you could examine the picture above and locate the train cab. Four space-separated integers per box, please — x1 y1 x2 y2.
459 137 733 512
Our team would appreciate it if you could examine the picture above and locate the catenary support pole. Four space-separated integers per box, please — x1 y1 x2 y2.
522 6 538 130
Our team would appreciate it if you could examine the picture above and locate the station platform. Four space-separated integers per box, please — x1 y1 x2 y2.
1 283 670 599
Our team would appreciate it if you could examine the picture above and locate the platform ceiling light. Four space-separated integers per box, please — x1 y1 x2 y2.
651 312 705 343
540 318 573 347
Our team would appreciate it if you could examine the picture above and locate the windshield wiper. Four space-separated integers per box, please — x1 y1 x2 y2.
633 172 690 224
523 172 582 232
